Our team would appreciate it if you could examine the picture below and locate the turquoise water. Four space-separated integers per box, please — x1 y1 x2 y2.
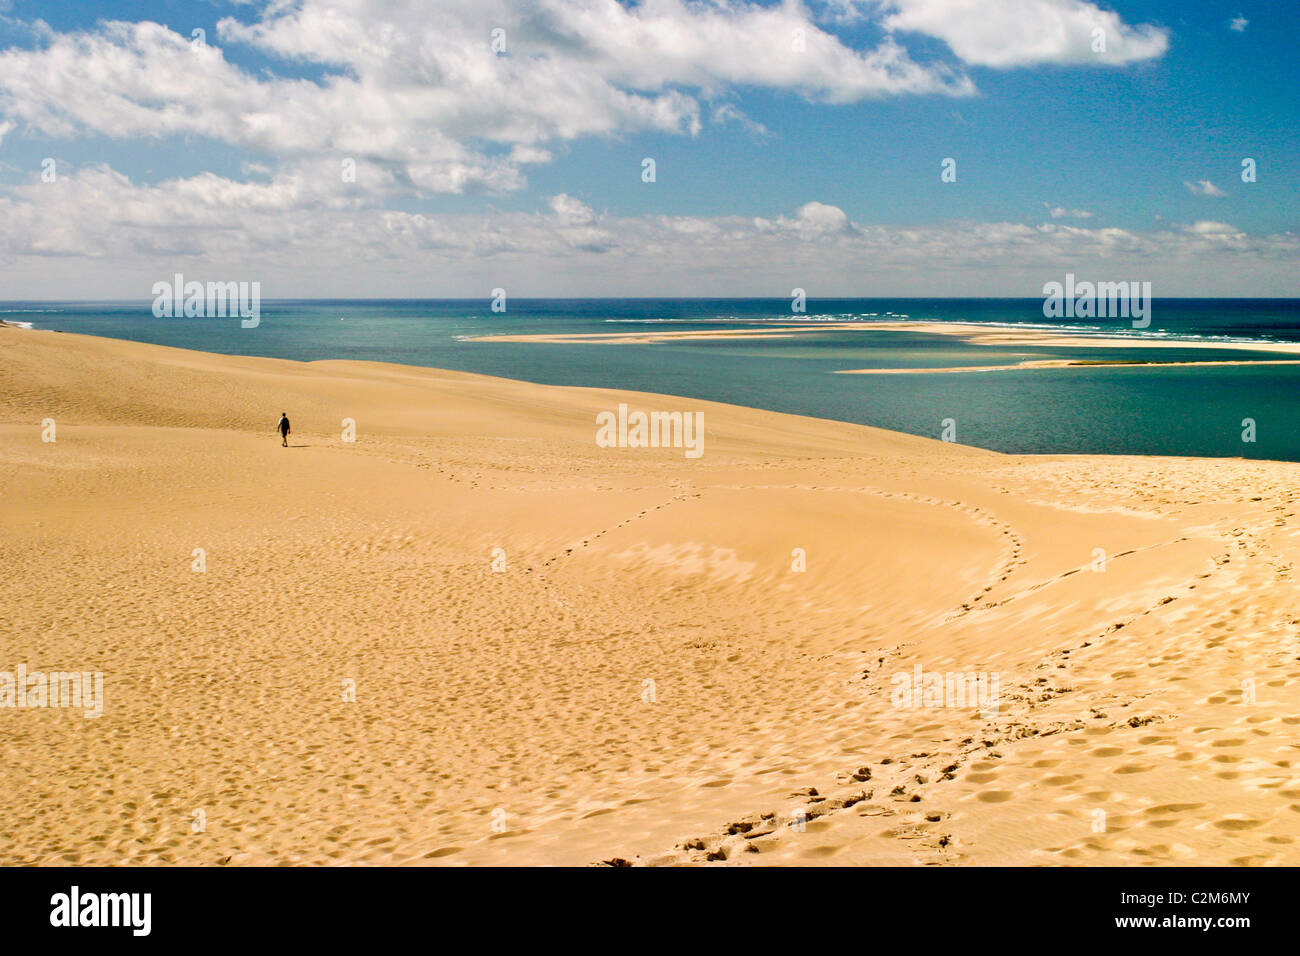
7 298 1300 461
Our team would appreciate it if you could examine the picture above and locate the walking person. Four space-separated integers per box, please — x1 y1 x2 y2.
277 412 291 447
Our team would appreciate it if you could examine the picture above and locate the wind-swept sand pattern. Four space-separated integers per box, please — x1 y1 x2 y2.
2 324 1298 866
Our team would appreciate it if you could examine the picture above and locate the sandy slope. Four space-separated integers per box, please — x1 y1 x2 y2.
2 324 1298 867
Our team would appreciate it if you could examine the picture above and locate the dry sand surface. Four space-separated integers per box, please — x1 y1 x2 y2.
3 323 1300 866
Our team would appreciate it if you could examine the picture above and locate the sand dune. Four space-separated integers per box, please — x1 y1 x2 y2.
2 323 1298 866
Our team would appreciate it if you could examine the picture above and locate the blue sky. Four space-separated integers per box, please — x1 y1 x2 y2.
0 0 1295 296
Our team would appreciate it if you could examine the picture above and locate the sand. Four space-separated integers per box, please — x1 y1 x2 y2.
3 322 1299 867
836 359 1300 375
465 326 826 344
466 319 1300 357
851 321 1300 354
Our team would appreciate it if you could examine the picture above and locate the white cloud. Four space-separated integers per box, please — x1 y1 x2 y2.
1187 220 1245 238
0 0 1171 213
548 193 597 225
711 103 771 138
508 145 553 165
0 1 977 200
1230 16 1248 32
786 201 854 236
875 0 1169 68
1185 179 1227 198
0 165 1291 296
0 1 1229 297
1045 203 1093 219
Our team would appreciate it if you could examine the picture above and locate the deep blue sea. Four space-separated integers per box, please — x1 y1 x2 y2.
6 298 1300 460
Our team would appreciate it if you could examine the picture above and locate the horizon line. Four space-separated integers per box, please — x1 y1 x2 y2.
3 296 1298 305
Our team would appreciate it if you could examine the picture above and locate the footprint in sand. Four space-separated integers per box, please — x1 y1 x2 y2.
1212 818 1263 831
423 846 462 858
1043 774 1083 786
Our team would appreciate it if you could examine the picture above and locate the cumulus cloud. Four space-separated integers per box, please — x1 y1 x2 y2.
0 0 978 199
786 201 854 236
874 0 1169 68
0 0 1169 207
1230 16 1248 32
1185 179 1227 198
0 165 1292 297
0 1 1239 297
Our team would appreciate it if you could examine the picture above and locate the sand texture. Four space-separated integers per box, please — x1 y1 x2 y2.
3 324 1299 866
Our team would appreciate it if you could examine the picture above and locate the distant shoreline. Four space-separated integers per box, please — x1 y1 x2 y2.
466 319 1300 357
837 358 1300 375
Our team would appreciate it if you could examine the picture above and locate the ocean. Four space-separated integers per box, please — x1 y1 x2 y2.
6 297 1300 461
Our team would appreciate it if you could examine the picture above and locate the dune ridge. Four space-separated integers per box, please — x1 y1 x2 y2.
2 323 1298 867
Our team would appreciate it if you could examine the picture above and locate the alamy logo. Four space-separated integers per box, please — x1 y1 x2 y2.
596 403 704 459
152 273 261 328
891 664 999 717
1042 273 1152 328
0 665 103 718
50 886 151 936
